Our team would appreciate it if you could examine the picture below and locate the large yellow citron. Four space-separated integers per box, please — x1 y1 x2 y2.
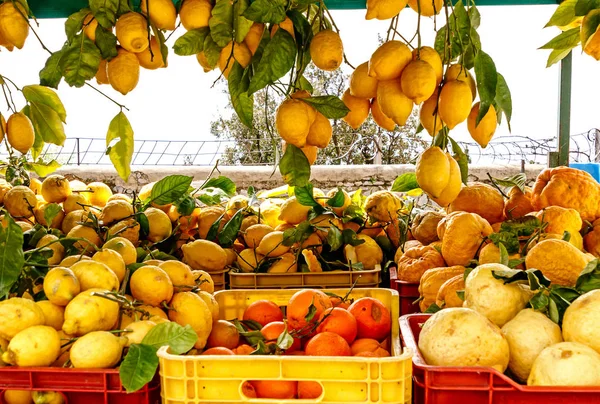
370 98 396 131
0 2 29 49
6 112 34 154
400 59 437 104
349 62 378 99
414 46 443 84
341 89 370 129
275 98 315 148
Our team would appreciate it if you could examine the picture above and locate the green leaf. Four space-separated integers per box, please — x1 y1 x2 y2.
468 6 481 29
492 173 526 192
391 173 419 192
28 101 66 146
248 29 296 95
200 176 236 196
173 27 209 56
526 268 552 291
95 26 118 61
305 301 317 322
218 209 244 248
106 111 134 181
228 63 253 128
546 48 574 68
295 184 320 207
196 188 229 206
456 290 465 301
326 224 343 251
242 0 286 23
494 73 512 131
576 259 600 293
175 195 196 217
342 228 365 247
0 215 24 298
276 327 294 350
499 243 509 266
119 344 159 393
491 267 524 283
500 216 541 237
540 27 581 50
581 10 600 48
153 26 169 67
548 297 560 323
203 35 222 68
326 188 345 208
43 203 62 227
545 0 578 27
141 322 197 354
300 95 350 120
529 291 550 311
234 0 253 43
39 50 66 89
209 0 234 47
60 34 102 88
22 85 67 123
474 50 497 124
424 303 442 313
452 1 471 47
575 0 600 16
448 137 468 184
117 0 131 15
298 75 313 93
508 258 525 269
24 160 61 177
279 145 310 187
89 0 119 29
205 213 225 241
150 175 194 205
65 9 91 42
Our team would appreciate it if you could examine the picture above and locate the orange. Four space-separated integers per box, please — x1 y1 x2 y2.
329 295 351 310
242 300 284 327
350 338 383 355
232 344 255 355
298 381 323 399
206 320 240 349
287 289 332 334
252 380 297 399
348 297 391 341
355 349 390 357
261 321 301 353
316 307 358 344
201 347 235 355
241 381 257 398
305 331 352 356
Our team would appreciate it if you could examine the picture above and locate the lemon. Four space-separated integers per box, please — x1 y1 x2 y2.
219 41 252 79
408 0 443 16
41 175 71 203
83 14 98 42
343 234 383 270
237 248 263 273
3 391 33 404
0 28 14 52
364 190 403 222
583 11 600 60
260 199 284 228
467 102 497 148
366 0 408 20
438 80 473 129
197 206 226 239
256 230 290 257
2 325 60 367
271 17 295 39
137 36 165 69
7 112 34 154
28 177 41 194
99 199 133 225
244 223 273 248
310 29 343 71
419 90 445 136
102 236 137 265
159 260 196 288
368 40 412 80
115 12 149 53
168 291 213 349
282 142 318 165
180 0 212 30
268 252 297 273
67 225 102 254
86 182 113 207
34 203 65 228
349 62 378 99
59 255 90 267
0 298 46 340
145 207 172 243
4 185 37 218
181 239 228 271
15 221 33 232
63 193 89 214
107 48 140 95
61 210 90 234
196 51 214 72
414 46 443 84
197 291 219 322
416 146 452 199
93 249 126 282
95 59 110 85
108 193 132 203
130 265 173 307
445 64 477 99
107 218 140 246
123 320 156 346
0 181 12 204
0 2 29 49
69 180 87 192
306 112 332 149
43 267 81 306
276 99 316 148
141 0 176 30
303 249 323 272
36 301 65 331
326 188 351 216
376 79 414 126
70 331 127 368
36 234 65 266
371 98 396 131
244 22 265 55
192 269 215 293
279 196 310 224
400 59 437 104
70 260 120 292
342 89 370 129
225 194 249 217
431 153 462 207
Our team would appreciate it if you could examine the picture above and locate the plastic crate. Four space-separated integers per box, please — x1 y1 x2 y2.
570 162 600 182
158 288 412 404
209 268 228 291
0 367 160 404
389 267 420 316
399 313 600 404
228 267 380 289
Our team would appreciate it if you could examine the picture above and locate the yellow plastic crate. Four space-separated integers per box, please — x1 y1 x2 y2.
208 268 228 291
228 267 381 289
157 288 412 404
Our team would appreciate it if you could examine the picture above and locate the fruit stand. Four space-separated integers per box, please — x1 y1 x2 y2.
2 0 600 403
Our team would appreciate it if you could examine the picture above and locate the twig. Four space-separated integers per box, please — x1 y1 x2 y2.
85 83 130 111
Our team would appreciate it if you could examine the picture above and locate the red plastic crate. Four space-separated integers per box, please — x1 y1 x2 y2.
400 313 600 404
389 266 421 316
0 367 160 404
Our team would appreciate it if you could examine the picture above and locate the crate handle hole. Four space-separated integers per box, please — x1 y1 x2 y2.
241 380 324 400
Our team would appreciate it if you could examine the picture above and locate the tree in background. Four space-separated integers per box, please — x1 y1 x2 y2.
211 64 427 165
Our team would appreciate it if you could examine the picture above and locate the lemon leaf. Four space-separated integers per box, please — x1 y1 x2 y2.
89 0 119 29
106 111 134 181
576 259 600 293
22 85 67 123
0 215 24 298
173 27 209 56
150 175 193 206
545 0 578 27
326 188 345 208
247 29 296 95
494 72 512 131
242 0 286 23
228 62 253 128
142 323 197 354
300 95 349 120
218 209 244 248
391 173 419 192
234 0 253 43
203 35 222 68
24 159 61 177
474 50 497 124
201 176 236 196
65 9 91 42
295 184 320 207
326 224 343 251
209 0 234 47
575 0 600 16
39 50 66 89
95 26 118 61
546 48 574 68
60 34 101 88
43 203 62 227
152 25 169 66
448 137 468 184
279 145 310 188
28 101 66 146
539 27 581 50
119 344 159 393
581 10 600 49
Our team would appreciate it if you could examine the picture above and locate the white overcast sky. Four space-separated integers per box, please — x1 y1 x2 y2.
0 5 598 159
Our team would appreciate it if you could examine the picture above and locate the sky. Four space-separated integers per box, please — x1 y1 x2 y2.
0 5 598 165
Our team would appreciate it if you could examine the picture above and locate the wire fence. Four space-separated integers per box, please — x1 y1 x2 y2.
10 128 600 167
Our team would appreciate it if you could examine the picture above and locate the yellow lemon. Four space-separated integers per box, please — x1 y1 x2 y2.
256 231 290 257
0 298 45 340
236 249 263 273
107 218 140 246
371 98 396 131
243 223 273 249
349 61 378 99
197 291 219 322
271 17 295 39
96 59 110 85
36 301 65 331
342 89 370 129
115 12 149 53
168 292 212 349
43 267 81 306
41 175 71 203
70 331 127 368
225 194 249 217
130 265 174 306
103 236 137 265
408 0 443 16
83 14 98 42
85 182 112 207
445 64 477 99
70 260 120 292
93 249 126 283
244 22 265 55
438 80 473 129
414 46 443 84
366 0 408 20
310 29 343 71
268 252 297 273
376 79 414 126
2 326 60 367
4 185 37 218
180 0 212 30
63 193 89 214
62 288 120 336
196 51 214 72
107 48 140 95
141 0 176 30
368 40 412 80
67 224 102 254
34 203 65 228
36 234 65 266
415 146 451 199
467 102 497 148
431 153 462 207
136 36 165 69
306 111 332 149
159 260 196 288
419 90 445 136
28 177 41 194
99 199 133 225
181 239 227 271
0 2 29 49
218 41 252 79
400 59 437 104
123 320 156 346
7 112 34 154
275 99 315 148
192 269 215 293
279 196 310 224
145 207 172 243
61 210 91 234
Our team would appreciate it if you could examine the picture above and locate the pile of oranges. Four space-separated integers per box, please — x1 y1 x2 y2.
199 289 392 400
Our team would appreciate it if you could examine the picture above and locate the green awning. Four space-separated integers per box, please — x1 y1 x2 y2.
30 0 559 19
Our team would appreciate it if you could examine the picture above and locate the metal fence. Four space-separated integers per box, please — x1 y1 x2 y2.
10 128 600 167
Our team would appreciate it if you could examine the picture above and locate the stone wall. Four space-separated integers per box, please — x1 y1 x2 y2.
56 164 545 195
